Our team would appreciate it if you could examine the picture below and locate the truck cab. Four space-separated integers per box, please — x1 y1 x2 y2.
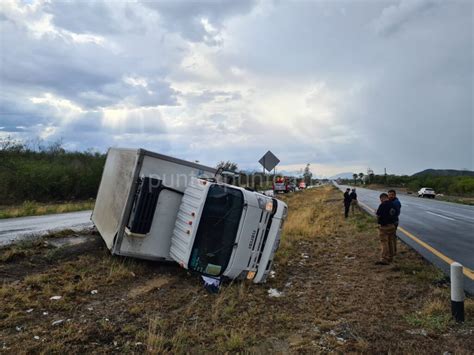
170 178 288 283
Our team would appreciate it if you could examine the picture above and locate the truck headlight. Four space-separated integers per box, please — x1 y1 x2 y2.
265 201 273 212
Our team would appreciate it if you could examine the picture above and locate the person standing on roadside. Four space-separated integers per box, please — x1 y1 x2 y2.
388 189 401 256
350 188 358 215
343 188 351 218
375 193 397 265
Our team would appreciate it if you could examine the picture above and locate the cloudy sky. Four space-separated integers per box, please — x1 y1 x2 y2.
0 0 472 177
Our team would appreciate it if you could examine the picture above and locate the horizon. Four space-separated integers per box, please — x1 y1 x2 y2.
3 135 472 179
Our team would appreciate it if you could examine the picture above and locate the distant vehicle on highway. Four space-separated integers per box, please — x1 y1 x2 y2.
273 176 295 193
418 187 436 198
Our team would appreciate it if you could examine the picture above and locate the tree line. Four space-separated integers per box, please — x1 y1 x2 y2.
0 137 106 204
342 173 474 196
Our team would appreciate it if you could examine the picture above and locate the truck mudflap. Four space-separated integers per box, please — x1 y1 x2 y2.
253 202 287 283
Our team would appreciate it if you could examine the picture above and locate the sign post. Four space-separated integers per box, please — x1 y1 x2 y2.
258 151 280 190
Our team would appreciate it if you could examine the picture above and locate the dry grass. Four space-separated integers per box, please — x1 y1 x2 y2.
0 239 45 262
0 186 472 353
0 200 95 219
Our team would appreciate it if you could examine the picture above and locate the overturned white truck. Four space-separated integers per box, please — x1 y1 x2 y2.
92 148 288 283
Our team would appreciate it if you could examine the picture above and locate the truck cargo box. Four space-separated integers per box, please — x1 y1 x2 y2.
92 148 218 261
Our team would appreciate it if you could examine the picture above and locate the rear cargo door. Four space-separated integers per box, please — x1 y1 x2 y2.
92 149 139 249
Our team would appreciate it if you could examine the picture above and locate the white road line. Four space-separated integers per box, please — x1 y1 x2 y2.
429 209 474 222
426 211 456 221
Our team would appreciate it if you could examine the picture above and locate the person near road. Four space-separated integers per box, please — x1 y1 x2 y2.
343 188 351 218
375 193 397 265
350 188 358 214
388 189 401 256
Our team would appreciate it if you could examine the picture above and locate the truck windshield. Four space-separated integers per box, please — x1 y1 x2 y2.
189 185 244 276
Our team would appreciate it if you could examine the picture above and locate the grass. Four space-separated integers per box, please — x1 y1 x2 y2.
0 186 473 353
405 297 474 332
405 299 455 332
397 259 448 284
405 302 452 331
0 200 95 219
0 239 44 262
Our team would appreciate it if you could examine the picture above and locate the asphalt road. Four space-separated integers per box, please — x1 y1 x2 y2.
0 210 93 246
336 183 474 294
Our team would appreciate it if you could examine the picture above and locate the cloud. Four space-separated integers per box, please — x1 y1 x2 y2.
44 0 144 35
372 0 440 36
142 0 256 45
0 0 472 177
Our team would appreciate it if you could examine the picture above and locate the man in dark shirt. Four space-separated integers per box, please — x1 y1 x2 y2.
375 193 397 265
388 189 401 256
350 188 358 215
343 188 351 218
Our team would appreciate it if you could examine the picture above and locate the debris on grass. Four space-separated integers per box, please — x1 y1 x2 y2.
267 288 283 298
406 329 428 336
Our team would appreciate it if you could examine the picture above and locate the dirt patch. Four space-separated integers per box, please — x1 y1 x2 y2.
128 276 170 298
0 186 472 353
0 231 103 283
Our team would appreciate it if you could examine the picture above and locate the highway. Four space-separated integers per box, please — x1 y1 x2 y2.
0 210 93 246
337 184 474 294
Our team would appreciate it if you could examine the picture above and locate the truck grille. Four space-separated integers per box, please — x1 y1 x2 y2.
246 211 272 269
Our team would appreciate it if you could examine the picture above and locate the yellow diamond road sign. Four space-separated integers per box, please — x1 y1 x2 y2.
259 151 280 172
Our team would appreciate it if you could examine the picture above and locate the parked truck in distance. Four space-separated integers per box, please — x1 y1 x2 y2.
92 148 288 283
273 176 295 193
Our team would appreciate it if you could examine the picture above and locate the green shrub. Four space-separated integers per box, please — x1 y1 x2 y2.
0 137 106 204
